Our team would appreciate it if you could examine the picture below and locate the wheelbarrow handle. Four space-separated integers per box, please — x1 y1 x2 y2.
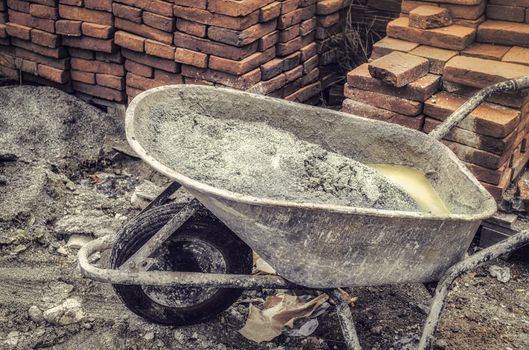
429 76 529 141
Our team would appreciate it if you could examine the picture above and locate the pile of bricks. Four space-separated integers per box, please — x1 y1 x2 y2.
341 0 529 201
0 0 16 79
58 0 126 104
6 0 70 89
316 0 350 93
113 0 181 102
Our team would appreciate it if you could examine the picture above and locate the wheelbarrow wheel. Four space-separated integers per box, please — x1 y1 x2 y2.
110 202 253 326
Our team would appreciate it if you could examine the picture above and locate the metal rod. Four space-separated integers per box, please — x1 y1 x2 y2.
430 76 529 141
139 181 181 215
330 290 362 350
120 198 201 271
417 229 529 350
78 235 298 289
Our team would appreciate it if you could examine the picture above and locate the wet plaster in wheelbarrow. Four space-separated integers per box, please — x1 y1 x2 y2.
138 102 420 212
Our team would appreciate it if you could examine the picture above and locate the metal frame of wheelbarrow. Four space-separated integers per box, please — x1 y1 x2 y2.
78 77 529 350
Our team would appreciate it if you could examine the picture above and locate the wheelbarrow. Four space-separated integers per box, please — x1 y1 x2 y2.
78 79 529 349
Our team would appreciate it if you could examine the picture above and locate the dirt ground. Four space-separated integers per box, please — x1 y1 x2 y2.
1 85 528 350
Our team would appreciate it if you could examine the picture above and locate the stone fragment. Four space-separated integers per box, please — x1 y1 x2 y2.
368 51 429 87
409 6 452 29
43 298 84 326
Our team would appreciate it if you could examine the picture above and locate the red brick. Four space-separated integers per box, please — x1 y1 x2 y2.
278 24 300 43
62 36 115 53
300 17 316 36
344 84 423 116
318 12 339 28
73 81 126 102
248 72 286 95
112 3 142 23
125 59 153 77
115 30 145 52
387 17 476 50
56 20 81 36
96 51 124 64
409 45 458 74
209 47 275 75
174 5 259 31
409 6 452 29
174 47 208 68
143 11 174 32
59 0 83 5
144 39 175 60
477 21 529 48
278 5 315 29
176 18 206 37
71 70 96 84
15 57 37 74
174 0 207 9
276 36 302 56
85 0 113 12
301 66 319 86
126 72 164 90
300 42 316 61
181 65 261 89
368 51 429 87
174 31 258 60
502 47 529 66
303 54 318 73
258 30 278 51
59 5 113 25
122 48 178 73
7 10 32 27
31 28 60 48
487 5 525 23
15 47 69 69
68 47 95 59
82 23 113 39
115 18 173 44
38 64 69 83
31 17 55 33
207 0 275 17
348 63 440 102
96 73 125 90
207 20 277 47
283 51 301 70
461 43 510 60
154 69 183 84
424 91 520 138
444 55 529 89
441 2 486 20
7 0 29 13
6 22 31 40
260 58 283 80
71 57 125 76
260 1 280 22
145 0 173 17
316 0 346 15
29 4 58 19
281 0 300 14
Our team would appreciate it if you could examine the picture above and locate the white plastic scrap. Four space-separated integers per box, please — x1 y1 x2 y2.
239 293 329 343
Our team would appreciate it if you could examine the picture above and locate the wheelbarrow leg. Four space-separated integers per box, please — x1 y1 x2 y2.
417 230 529 350
330 289 362 350
139 181 181 215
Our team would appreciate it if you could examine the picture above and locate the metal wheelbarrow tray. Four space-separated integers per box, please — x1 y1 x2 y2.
78 82 529 350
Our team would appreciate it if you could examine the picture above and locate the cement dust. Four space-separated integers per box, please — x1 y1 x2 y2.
370 164 450 216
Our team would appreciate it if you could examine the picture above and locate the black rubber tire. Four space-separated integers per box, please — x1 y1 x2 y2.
110 202 253 326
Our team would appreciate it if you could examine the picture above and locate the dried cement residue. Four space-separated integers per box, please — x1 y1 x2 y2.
139 102 419 211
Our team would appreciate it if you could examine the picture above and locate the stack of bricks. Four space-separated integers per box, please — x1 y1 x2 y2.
341 1 529 201
254 0 320 102
112 0 181 103
316 0 350 93
0 0 17 78
57 0 126 103
6 0 70 89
